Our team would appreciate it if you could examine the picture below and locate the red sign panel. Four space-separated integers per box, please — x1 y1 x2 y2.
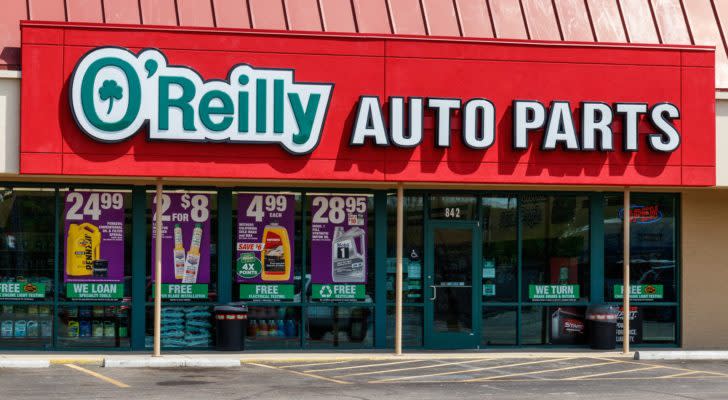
20 22 715 186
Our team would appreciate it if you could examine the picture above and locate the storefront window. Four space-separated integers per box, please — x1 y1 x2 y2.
246 306 301 349
521 195 590 303
521 306 588 345
482 196 517 302
386 195 424 303
0 188 55 349
0 188 55 301
145 305 213 349
306 305 373 348
386 306 423 347
604 193 678 302
58 305 130 348
482 307 517 346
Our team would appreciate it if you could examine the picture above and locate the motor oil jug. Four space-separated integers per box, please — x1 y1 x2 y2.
261 224 291 281
332 226 366 283
66 223 101 277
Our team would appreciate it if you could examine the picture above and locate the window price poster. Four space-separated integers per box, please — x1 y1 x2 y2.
63 191 125 300
236 193 295 301
309 195 368 301
151 193 211 300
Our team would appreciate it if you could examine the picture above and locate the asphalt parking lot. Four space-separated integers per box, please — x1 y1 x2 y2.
3 357 728 399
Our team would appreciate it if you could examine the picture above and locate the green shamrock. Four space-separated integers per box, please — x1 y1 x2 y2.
98 80 123 114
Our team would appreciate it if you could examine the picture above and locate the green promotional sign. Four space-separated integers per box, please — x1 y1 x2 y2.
528 284 579 301
66 283 123 299
156 284 208 300
614 284 664 300
312 284 365 301
236 253 262 280
239 284 294 300
0 282 45 299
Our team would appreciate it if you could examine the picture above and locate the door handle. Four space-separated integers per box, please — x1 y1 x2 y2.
430 285 437 301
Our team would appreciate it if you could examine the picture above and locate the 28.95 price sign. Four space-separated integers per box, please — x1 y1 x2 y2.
63 191 126 299
310 195 368 301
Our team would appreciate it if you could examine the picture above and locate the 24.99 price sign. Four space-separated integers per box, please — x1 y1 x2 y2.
151 193 211 300
310 195 368 301
237 193 295 301
63 191 125 300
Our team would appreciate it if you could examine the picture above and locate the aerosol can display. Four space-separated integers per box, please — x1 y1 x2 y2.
332 226 366 282
260 224 291 281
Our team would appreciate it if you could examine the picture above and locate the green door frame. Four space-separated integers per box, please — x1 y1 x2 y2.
424 219 482 349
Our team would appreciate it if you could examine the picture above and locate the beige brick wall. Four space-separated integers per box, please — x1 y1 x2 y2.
681 189 728 348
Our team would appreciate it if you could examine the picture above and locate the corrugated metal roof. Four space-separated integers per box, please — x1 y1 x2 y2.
2 0 724 88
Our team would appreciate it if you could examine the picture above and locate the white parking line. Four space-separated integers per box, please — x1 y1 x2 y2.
305 359 423 373
337 358 495 378
370 357 578 383
564 365 663 380
248 362 350 385
462 360 619 382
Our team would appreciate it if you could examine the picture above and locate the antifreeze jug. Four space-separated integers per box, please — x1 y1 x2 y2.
66 223 101 277
261 224 291 281
331 226 366 283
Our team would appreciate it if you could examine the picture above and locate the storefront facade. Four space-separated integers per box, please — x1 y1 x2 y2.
0 1 725 351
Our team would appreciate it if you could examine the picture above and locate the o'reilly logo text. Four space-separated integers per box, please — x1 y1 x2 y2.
70 47 333 155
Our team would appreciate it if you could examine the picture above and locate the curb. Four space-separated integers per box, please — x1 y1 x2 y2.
0 360 50 368
103 357 241 368
636 351 728 361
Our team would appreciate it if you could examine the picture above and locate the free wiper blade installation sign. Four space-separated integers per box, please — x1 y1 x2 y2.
21 23 715 186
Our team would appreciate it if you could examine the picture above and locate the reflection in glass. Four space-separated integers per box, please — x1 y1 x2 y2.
59 305 130 348
387 306 423 347
482 307 517 345
246 306 301 349
604 194 677 302
433 227 473 333
306 306 373 348
521 195 590 302
387 195 424 302
482 197 518 302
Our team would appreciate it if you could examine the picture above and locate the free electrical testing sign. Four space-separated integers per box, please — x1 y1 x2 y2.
151 193 211 300
63 191 125 299
310 195 368 301
236 193 295 301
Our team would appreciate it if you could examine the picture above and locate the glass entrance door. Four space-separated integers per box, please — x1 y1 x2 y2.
424 221 479 348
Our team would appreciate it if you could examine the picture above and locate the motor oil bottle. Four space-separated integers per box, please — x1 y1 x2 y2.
261 224 291 282
173 224 186 280
182 224 203 283
332 227 366 282
66 223 101 277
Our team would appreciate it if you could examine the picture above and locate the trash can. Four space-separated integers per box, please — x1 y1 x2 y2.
214 303 248 351
585 305 618 350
